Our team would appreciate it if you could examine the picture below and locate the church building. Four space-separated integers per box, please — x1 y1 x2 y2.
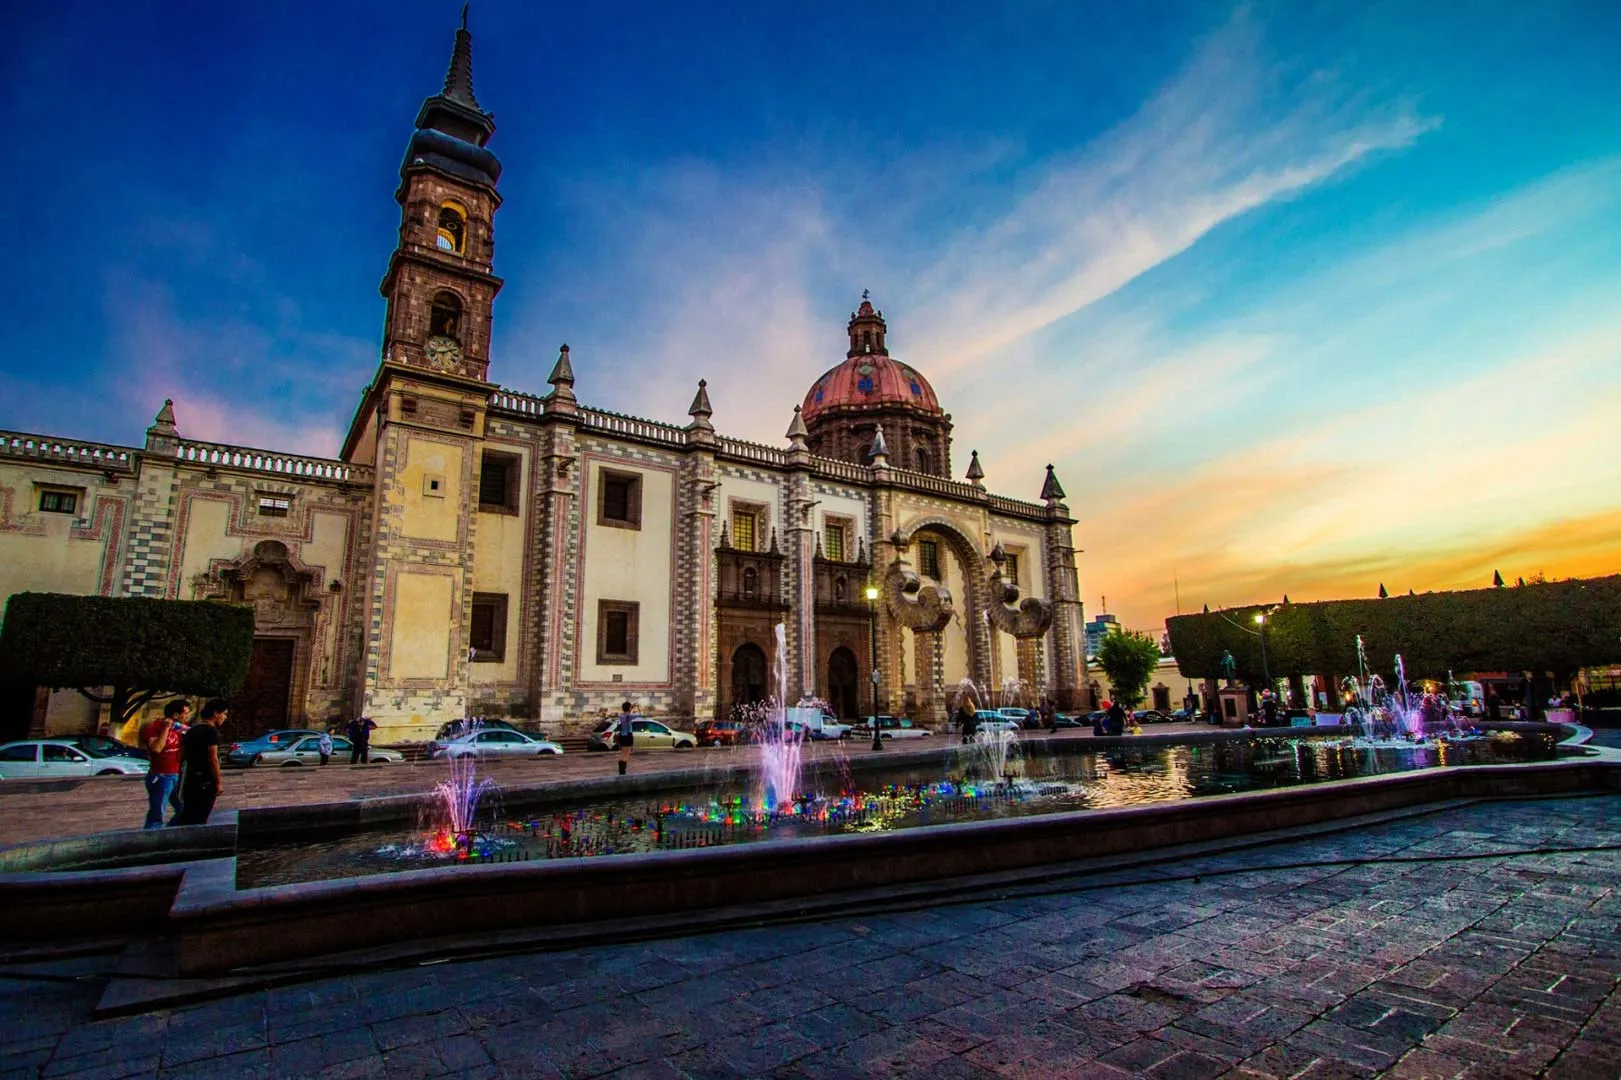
0 22 1088 741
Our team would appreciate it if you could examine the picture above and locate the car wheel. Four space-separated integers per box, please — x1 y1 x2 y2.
537 749 560 756
676 740 695 750
251 753 263 766
281 760 302 766
96 768 122 776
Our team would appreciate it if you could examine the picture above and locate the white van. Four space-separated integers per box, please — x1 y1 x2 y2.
785 707 852 740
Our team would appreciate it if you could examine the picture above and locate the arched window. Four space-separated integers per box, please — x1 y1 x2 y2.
914 447 931 473
429 292 462 340
436 203 466 253
858 443 872 464
742 566 758 599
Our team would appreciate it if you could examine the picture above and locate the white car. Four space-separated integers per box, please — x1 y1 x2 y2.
256 734 403 766
629 718 698 750
852 716 933 740
432 729 564 760
0 740 150 779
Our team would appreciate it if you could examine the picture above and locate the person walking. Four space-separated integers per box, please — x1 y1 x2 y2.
952 699 975 744
139 699 188 828
317 729 333 766
616 702 636 776
170 699 229 827
1105 699 1127 737
346 716 378 764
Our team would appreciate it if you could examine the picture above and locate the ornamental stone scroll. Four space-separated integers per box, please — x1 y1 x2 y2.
986 542 1052 639
881 538 954 634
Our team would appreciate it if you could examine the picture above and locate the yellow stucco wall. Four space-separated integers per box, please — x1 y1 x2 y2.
0 464 120 606
397 436 464 543
389 571 455 679
471 443 529 686
579 455 674 684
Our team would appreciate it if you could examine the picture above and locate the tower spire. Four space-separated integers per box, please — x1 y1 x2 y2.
442 7 482 111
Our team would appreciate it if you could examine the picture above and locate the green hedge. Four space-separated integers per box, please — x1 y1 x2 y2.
0 593 254 722
1166 575 1621 681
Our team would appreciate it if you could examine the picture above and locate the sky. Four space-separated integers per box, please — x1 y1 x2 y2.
1 0 1618 633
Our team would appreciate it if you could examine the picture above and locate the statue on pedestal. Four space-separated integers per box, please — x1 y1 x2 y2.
1219 649 1237 688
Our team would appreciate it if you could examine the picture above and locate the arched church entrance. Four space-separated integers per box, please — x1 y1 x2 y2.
731 642 768 715
827 646 859 718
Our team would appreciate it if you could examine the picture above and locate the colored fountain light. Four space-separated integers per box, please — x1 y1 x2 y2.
425 734 495 852
750 624 804 812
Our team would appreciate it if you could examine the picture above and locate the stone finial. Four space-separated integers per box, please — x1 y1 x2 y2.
869 424 889 466
966 449 985 488
1040 463 1066 503
989 541 1006 566
718 518 733 549
545 344 577 410
145 398 180 453
769 527 780 555
687 379 714 433
815 532 825 558
785 405 809 449
857 535 868 566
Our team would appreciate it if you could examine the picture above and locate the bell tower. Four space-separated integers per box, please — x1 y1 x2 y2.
379 7 503 381
342 12 505 735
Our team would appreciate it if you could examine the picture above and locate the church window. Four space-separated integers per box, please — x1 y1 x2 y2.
598 470 642 529
37 489 78 514
598 600 639 664
857 443 872 464
1004 552 1020 584
824 523 845 562
429 291 462 340
857 376 875 393
919 539 940 580
257 496 291 518
732 509 758 553
914 447 931 473
436 203 467 253
469 593 508 662
479 451 520 513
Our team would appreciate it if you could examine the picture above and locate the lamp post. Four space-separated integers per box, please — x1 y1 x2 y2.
865 584 883 751
1253 613 1271 693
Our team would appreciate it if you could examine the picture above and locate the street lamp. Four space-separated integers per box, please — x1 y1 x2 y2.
865 584 883 751
1254 613 1271 693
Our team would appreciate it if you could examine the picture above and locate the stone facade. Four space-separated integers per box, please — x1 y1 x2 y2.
0 21 1088 743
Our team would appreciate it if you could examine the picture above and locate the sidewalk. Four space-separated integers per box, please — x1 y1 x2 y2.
0 794 1616 1078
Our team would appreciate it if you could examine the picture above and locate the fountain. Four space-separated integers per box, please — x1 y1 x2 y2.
749 624 804 812
423 723 496 855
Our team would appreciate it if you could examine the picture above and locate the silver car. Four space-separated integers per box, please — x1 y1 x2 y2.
0 740 150 779
255 735 403 766
432 729 564 760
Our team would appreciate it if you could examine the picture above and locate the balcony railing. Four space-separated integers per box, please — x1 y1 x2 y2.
0 431 137 472
175 441 373 485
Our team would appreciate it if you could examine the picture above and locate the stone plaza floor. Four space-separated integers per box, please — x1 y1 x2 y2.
1 793 1618 1078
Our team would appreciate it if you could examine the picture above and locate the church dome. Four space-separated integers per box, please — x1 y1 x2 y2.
801 299 942 422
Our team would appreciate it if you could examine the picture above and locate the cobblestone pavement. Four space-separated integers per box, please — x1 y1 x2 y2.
3 794 1618 1079
0 727 1206 848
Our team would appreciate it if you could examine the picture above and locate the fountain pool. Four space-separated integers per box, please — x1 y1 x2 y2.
236 729 1558 888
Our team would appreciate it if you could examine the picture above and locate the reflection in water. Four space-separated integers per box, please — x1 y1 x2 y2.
237 733 1554 889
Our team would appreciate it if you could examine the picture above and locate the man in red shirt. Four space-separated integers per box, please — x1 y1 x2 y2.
140 699 188 829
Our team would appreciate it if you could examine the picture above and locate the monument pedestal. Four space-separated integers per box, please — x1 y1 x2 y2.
1218 687 1250 728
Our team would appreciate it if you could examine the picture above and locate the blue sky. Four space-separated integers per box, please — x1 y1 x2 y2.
2 0 1618 630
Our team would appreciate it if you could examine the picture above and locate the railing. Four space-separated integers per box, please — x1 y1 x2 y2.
886 466 978 501
579 407 689 448
0 431 138 471
809 455 868 483
175 441 373 485
490 389 544 418
717 436 788 468
988 493 1050 519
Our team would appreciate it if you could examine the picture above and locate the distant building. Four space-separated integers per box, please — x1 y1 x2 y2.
1084 613 1119 658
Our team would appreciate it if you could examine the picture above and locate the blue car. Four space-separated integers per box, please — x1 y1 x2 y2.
225 729 325 768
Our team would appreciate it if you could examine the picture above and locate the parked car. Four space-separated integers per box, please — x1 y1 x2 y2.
433 718 551 741
972 711 1021 735
0 740 149 779
225 729 325 768
1051 713 1084 728
785 707 853 740
851 716 932 740
256 734 404 766
696 720 746 747
586 717 698 751
1133 710 1169 725
429 729 564 760
59 734 149 761
1168 708 1202 723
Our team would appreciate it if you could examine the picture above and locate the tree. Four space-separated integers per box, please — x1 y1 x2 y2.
1095 628 1162 709
0 593 254 727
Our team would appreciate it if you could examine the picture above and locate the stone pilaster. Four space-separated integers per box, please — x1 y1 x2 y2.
673 446 718 719
529 410 580 725
1043 508 1085 710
